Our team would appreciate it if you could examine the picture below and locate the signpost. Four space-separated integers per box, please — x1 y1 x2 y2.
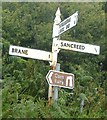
58 40 100 55
48 7 61 105
46 70 74 89
9 45 52 61
9 7 100 106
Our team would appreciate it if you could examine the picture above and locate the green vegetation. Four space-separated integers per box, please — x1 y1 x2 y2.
1 2 107 119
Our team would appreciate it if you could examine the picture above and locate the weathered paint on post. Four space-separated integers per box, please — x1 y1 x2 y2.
48 7 61 105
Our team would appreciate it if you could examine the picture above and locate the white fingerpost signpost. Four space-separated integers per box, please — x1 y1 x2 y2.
47 7 100 104
9 7 100 106
48 7 61 105
48 8 78 105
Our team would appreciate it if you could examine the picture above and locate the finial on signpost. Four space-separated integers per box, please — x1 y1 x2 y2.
54 7 61 24
52 7 61 38
56 7 61 16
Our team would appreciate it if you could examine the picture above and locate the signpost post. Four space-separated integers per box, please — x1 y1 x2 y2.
48 7 61 105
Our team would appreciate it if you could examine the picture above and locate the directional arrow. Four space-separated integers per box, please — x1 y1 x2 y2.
46 71 53 84
46 70 74 89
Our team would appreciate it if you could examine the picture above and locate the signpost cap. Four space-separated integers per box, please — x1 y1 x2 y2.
54 7 61 24
55 7 61 16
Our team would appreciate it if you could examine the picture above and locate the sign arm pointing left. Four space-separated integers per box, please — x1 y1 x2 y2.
9 45 53 61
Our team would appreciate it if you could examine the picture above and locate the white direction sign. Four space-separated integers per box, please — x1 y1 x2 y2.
58 40 100 55
9 45 52 61
59 11 78 35
46 70 74 89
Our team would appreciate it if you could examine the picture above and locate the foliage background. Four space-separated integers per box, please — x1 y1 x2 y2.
1 2 107 119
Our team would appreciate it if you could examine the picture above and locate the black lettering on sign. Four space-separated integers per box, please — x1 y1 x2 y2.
66 23 70 30
15 48 18 53
95 48 97 53
74 20 76 25
21 49 28 55
12 48 18 53
81 46 85 50
71 44 74 48
18 49 21 54
66 43 70 47
59 27 64 34
12 48 28 55
76 44 80 49
60 42 86 51
73 44 76 49
61 42 63 47
64 43 67 47
59 17 71 28
12 48 14 52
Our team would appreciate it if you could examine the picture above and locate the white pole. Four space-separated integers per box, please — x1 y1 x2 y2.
48 7 61 105
51 7 61 66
